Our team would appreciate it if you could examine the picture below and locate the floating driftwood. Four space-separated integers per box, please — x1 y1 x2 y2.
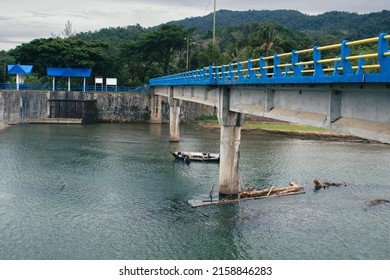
313 179 345 191
190 191 306 208
190 179 389 208
240 181 305 198
365 199 390 207
190 181 305 208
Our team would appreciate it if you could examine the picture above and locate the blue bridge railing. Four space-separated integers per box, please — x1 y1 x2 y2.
150 33 390 86
0 83 148 93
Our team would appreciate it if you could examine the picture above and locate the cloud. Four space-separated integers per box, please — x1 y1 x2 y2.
1 0 388 50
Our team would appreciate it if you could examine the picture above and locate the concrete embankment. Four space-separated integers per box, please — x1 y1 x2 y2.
94 92 151 123
0 90 50 127
0 90 215 126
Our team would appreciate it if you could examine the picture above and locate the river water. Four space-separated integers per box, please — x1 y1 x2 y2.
0 123 390 260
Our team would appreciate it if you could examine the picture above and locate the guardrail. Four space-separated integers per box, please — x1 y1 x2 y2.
150 33 390 86
0 83 148 93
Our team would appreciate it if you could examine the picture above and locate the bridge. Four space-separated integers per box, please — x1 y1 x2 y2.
149 33 390 199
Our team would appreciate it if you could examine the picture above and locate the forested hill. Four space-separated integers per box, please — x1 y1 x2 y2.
2 9 390 86
168 9 390 40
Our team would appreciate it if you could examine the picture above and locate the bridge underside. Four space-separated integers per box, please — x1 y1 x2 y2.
153 84 390 143
152 83 390 198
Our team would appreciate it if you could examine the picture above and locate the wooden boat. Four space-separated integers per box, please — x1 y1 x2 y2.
170 151 220 162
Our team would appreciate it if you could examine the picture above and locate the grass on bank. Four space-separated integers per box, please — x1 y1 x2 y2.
192 115 325 132
191 115 219 123
243 123 325 132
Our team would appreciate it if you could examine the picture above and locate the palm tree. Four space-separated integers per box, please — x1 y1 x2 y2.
254 24 284 77
259 25 283 57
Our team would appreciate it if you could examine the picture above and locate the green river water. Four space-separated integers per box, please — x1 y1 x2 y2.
0 123 390 260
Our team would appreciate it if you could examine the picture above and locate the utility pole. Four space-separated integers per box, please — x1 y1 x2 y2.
212 0 217 64
3 62 6 84
186 37 190 71
213 0 216 48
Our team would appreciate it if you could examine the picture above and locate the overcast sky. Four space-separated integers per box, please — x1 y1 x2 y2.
1 0 388 51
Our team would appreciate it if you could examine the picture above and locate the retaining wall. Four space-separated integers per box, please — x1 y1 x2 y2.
0 90 215 126
0 91 50 126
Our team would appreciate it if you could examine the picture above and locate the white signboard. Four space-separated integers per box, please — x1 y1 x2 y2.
106 78 117 86
95 77 104 91
106 78 118 91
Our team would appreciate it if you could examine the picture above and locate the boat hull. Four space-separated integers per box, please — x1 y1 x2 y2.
170 151 220 162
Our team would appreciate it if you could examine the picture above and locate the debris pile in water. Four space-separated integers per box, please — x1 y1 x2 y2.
365 199 389 207
313 179 346 191
240 181 304 198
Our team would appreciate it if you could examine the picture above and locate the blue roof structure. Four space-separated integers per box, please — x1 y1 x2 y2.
47 67 92 77
7 64 33 75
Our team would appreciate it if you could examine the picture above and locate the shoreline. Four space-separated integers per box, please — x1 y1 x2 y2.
192 116 376 144
0 119 378 144
0 123 9 132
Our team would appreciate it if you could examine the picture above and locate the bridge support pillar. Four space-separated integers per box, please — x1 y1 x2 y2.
218 86 245 199
265 88 275 111
169 86 181 142
326 89 342 126
150 88 163 124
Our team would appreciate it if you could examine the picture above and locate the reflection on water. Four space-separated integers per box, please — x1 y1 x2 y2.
0 123 390 260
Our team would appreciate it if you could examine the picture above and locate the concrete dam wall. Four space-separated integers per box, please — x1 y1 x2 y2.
0 91 50 126
0 90 215 128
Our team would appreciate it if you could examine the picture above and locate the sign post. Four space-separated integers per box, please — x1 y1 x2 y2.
106 78 117 91
95 77 103 91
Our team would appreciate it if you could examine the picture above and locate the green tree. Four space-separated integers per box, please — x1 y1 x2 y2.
257 24 284 57
193 43 226 67
9 38 109 83
0 51 14 83
120 40 151 85
137 24 190 75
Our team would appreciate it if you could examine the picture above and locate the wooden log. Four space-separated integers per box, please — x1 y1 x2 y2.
191 191 306 208
239 181 305 198
266 187 274 196
240 189 270 197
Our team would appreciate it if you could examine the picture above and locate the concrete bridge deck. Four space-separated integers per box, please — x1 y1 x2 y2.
152 83 390 143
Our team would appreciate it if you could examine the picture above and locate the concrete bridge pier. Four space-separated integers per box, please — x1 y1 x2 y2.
149 88 163 124
326 89 342 126
218 86 245 199
169 86 181 142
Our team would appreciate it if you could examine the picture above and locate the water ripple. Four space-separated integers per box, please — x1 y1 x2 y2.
1 124 390 259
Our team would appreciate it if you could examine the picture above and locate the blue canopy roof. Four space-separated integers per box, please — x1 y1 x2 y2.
7 64 33 75
47 67 92 77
